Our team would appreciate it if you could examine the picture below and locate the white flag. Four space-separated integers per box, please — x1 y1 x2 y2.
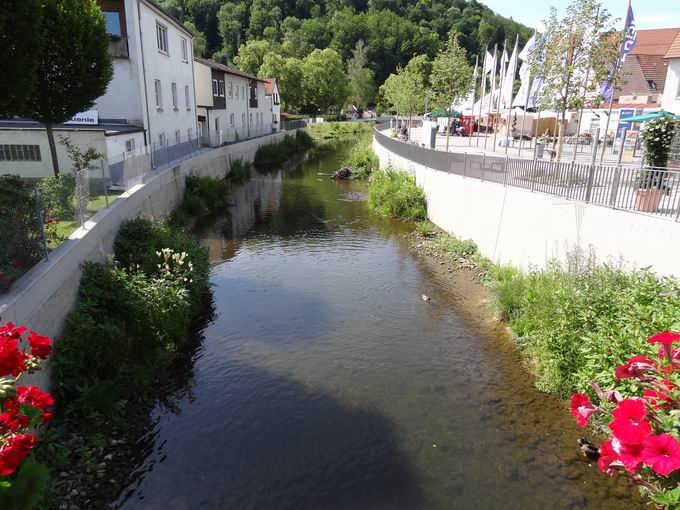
500 41 518 110
513 62 532 107
500 47 509 80
518 34 536 62
483 50 494 75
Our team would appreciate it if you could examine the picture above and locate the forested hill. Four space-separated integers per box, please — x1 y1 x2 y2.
159 0 532 85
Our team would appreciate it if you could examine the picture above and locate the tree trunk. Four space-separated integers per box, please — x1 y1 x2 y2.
445 115 451 152
46 123 60 177
556 111 566 162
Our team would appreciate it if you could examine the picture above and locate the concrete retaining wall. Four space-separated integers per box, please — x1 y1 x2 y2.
0 131 295 386
373 136 680 279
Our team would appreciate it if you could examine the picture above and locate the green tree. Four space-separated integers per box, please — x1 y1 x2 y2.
0 0 43 117
248 0 283 40
530 0 618 160
379 60 427 136
22 0 112 177
281 16 329 57
217 1 247 57
430 33 472 150
259 54 305 111
186 0 221 54
234 39 277 75
302 49 350 112
347 40 376 109
184 20 207 57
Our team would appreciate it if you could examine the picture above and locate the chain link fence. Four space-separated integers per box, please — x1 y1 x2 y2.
375 123 680 220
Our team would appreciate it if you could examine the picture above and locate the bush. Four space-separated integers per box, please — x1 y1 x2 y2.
487 253 680 397
228 158 251 183
343 137 378 179
368 168 426 220
254 130 314 168
37 175 76 219
167 174 231 226
320 114 346 122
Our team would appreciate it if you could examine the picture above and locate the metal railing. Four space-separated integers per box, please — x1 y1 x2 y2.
283 119 307 131
374 123 680 220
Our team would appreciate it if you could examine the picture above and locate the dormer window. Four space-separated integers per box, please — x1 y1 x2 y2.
647 80 657 91
103 11 122 37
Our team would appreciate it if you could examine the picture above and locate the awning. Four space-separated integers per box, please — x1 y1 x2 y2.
619 111 680 123
426 110 461 118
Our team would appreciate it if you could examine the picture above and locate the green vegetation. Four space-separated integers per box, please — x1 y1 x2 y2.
228 157 251 183
254 130 314 167
158 0 531 112
37 175 75 219
368 168 426 221
342 136 378 180
308 121 373 142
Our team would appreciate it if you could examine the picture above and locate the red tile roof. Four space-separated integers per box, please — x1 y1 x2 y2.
631 28 680 56
665 31 680 59
263 78 275 95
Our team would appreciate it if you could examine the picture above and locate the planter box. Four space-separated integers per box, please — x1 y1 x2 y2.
635 188 665 212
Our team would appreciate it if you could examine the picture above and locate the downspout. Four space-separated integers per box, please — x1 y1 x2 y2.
190 42 199 143
246 79 251 138
137 0 154 167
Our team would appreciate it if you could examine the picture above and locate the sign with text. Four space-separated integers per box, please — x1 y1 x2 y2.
621 130 639 163
617 109 634 141
64 110 98 125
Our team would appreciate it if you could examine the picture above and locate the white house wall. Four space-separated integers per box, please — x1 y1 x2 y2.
662 59 680 114
194 61 214 108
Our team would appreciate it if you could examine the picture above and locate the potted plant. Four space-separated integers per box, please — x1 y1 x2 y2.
636 115 677 212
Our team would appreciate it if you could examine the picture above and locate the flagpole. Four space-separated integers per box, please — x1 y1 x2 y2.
479 46 489 148
485 44 497 150
533 106 542 159
493 42 507 151
600 0 633 164
518 73 531 156
469 55 479 147
505 35 520 155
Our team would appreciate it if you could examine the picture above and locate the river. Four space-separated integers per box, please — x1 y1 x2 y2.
114 140 640 510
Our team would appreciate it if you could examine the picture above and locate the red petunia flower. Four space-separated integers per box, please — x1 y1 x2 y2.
609 399 652 444
0 337 27 377
615 355 656 380
613 437 644 473
598 439 624 476
648 331 680 347
570 393 599 427
0 434 37 476
27 331 52 359
657 346 680 361
641 434 680 476
643 380 676 410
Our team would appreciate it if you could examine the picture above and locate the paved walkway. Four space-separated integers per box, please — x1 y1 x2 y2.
401 126 643 166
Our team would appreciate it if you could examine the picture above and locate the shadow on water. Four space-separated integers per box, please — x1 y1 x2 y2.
115 361 425 510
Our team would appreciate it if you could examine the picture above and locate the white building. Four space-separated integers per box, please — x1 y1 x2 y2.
264 79 281 132
661 31 680 114
194 57 273 147
0 0 198 179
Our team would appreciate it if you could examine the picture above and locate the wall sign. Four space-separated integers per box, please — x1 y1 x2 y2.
621 130 639 163
65 110 98 125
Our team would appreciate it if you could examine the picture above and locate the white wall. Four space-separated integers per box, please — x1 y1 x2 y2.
139 0 197 146
662 59 680 114
194 60 213 108
105 131 146 161
373 136 680 279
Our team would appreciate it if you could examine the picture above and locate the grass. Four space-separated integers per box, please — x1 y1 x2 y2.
368 168 427 221
51 192 123 247
308 121 375 142
342 136 379 180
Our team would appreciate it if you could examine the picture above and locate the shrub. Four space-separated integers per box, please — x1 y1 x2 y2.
254 130 314 168
228 158 251 183
185 174 230 210
37 175 76 219
415 221 436 236
487 254 680 397
343 138 378 179
368 168 426 221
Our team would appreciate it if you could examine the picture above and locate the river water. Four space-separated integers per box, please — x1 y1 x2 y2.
115 141 640 510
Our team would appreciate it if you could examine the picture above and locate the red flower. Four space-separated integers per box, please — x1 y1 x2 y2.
648 331 680 348
641 434 680 476
615 355 655 380
0 399 30 433
0 337 27 377
657 346 680 361
16 386 54 411
613 438 644 473
643 380 676 409
609 399 652 444
598 439 623 476
27 331 52 359
570 393 599 427
0 434 37 476
0 323 27 339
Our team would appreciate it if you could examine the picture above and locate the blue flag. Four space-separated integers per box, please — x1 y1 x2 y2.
600 1 637 103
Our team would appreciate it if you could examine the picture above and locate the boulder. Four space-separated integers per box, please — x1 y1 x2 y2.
331 167 352 180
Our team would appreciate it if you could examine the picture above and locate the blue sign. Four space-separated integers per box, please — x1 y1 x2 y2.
617 109 635 140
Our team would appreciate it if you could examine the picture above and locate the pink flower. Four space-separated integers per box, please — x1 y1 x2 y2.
27 331 52 359
612 437 644 473
609 399 652 444
598 439 623 476
615 355 655 380
641 434 680 476
647 331 680 348
570 393 599 427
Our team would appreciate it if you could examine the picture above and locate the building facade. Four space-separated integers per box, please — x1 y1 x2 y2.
264 79 281 132
194 57 273 147
661 31 680 114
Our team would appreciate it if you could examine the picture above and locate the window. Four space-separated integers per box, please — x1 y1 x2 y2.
158 132 166 147
242 113 245 125
218 81 225 97
103 11 122 37
229 82 233 98
230 113 234 126
125 139 135 154
175 130 181 144
171 82 178 109
156 23 168 54
181 37 188 62
241 86 244 99
188 128 193 140
0 144 41 162
235 85 239 99
185 85 190 109
154 79 162 109
249 113 253 124
215 117 220 132
212 79 218 96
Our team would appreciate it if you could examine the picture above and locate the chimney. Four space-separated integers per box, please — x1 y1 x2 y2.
220 55 229 67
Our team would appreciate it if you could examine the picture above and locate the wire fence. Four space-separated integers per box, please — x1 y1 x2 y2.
374 123 680 220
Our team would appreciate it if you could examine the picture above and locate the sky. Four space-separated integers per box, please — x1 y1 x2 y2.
478 0 680 31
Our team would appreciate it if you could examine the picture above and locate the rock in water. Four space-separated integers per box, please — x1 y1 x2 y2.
422 294 431 302
331 167 352 180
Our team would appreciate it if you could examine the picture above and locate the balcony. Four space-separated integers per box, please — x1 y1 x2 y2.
108 36 129 58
